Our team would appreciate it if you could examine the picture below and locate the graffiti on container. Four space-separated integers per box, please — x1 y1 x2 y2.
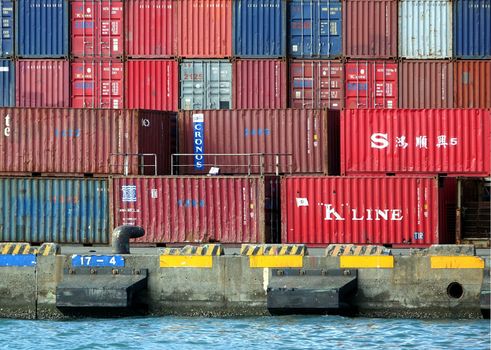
121 185 137 202
3 114 10 137
177 199 205 208
193 114 204 169
371 133 458 149
244 128 270 136
54 128 81 137
318 203 404 221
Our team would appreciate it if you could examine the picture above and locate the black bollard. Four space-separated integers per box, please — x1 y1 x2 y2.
112 225 145 254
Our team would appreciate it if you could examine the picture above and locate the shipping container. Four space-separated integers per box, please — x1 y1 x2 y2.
180 60 232 110
341 109 491 176
399 60 453 109
178 0 232 58
111 176 280 244
290 60 343 110
0 177 109 244
0 59 14 106
16 0 69 57
0 108 174 176
281 176 452 245
453 0 491 59
289 0 342 58
233 0 286 57
177 109 340 175
343 0 397 58
453 60 491 108
71 0 123 57
399 0 452 59
345 60 397 109
71 59 124 109
16 59 69 107
125 0 177 58
0 0 14 57
233 59 287 109
125 59 178 111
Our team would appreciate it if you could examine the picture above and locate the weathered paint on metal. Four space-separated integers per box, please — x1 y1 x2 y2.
0 0 14 57
453 60 491 108
0 59 14 106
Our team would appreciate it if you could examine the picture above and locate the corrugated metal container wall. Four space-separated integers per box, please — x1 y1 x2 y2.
71 0 123 57
343 0 397 58
125 0 177 58
341 109 491 176
125 59 178 111
178 0 232 58
0 108 173 176
233 0 286 57
0 0 14 57
399 0 452 59
454 60 491 108
290 60 343 110
0 59 14 106
345 60 398 109
16 60 69 107
71 59 124 109
177 109 340 175
16 0 69 57
112 176 279 244
399 60 453 109
233 59 287 109
0 178 109 243
180 60 232 110
281 176 450 245
289 0 342 58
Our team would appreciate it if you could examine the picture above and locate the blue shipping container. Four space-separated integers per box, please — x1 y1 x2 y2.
0 178 109 243
233 0 286 57
0 0 14 57
0 59 14 106
289 0 342 58
16 0 69 57
453 0 491 58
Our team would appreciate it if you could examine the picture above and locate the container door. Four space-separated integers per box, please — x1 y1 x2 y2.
71 1 95 56
100 60 123 109
180 61 205 110
207 61 231 109
345 61 370 109
290 0 314 57
319 1 342 57
0 0 14 57
373 62 398 109
0 59 14 106
71 61 97 107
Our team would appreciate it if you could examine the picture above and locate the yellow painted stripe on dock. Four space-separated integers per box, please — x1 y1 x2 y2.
159 255 213 268
249 255 303 268
430 256 484 269
340 256 394 268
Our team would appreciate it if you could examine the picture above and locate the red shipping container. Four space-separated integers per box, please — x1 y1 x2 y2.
112 176 280 244
341 109 491 176
125 59 178 111
125 0 177 57
0 108 173 176
343 0 397 58
290 60 343 110
71 59 124 109
16 60 69 107
177 109 340 175
399 60 453 109
454 60 491 109
281 176 451 245
71 0 123 57
345 60 398 109
178 0 232 58
233 59 287 109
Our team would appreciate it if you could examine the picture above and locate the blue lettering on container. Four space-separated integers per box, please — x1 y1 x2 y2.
347 83 367 91
193 114 204 170
244 128 271 137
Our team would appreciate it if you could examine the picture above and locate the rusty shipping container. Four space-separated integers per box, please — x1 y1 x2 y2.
233 59 287 109
341 109 491 176
111 176 280 244
453 60 491 109
0 108 173 176
399 60 454 109
281 176 452 245
178 0 232 58
290 60 344 110
16 60 69 107
125 59 178 111
343 0 397 58
177 109 340 175
125 0 177 58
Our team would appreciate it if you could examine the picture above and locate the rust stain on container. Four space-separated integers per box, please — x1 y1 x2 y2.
454 60 491 108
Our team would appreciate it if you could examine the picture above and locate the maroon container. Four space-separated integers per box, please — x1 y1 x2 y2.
343 0 397 58
399 60 454 109
0 108 173 176
453 60 491 109
290 60 344 110
16 60 69 107
233 59 287 109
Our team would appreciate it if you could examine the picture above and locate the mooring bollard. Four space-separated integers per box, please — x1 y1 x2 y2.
112 225 145 254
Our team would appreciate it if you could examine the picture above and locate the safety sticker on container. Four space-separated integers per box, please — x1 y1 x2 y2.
71 255 125 267
0 67 9 72
296 198 309 207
